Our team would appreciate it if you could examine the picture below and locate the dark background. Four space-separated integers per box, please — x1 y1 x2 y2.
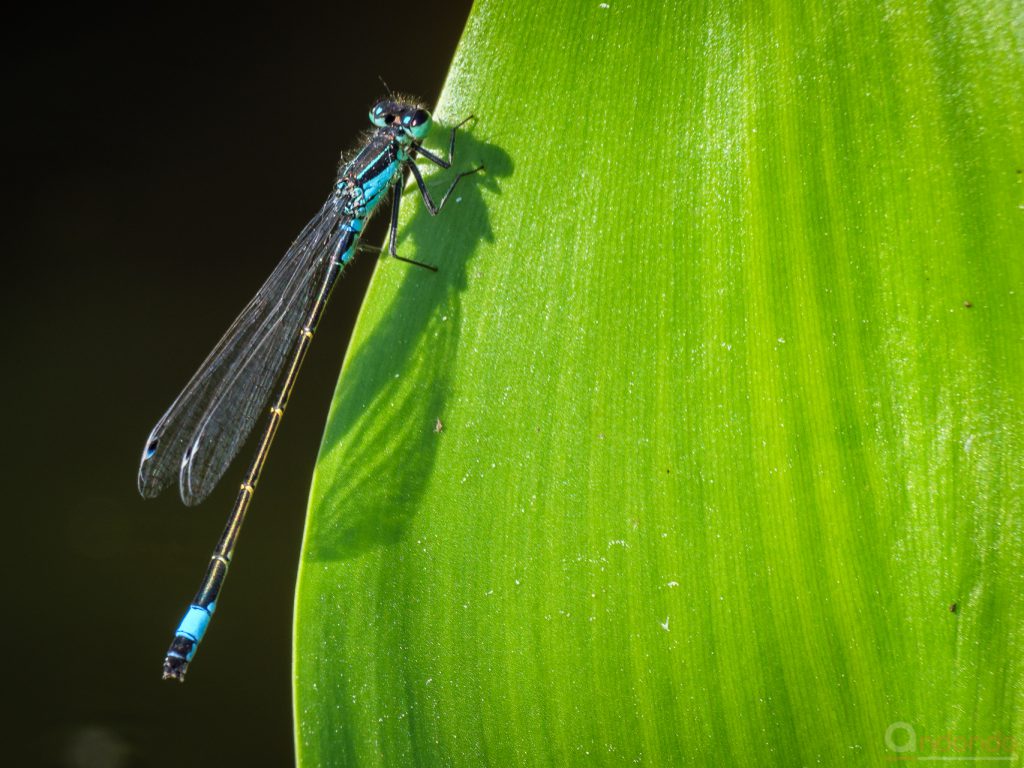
5 3 473 765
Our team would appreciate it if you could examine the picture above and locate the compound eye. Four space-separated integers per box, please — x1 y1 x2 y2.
370 101 393 126
406 109 432 139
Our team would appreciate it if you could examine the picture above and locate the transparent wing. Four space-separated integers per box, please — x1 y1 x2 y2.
138 195 348 506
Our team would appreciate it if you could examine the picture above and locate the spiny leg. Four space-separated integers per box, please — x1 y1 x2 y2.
389 114 483 268
406 161 484 216
413 114 476 169
351 232 436 272
388 175 437 271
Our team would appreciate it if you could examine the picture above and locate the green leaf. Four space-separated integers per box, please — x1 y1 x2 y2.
295 0 1024 764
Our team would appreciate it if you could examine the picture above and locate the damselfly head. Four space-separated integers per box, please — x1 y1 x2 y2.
369 99 432 141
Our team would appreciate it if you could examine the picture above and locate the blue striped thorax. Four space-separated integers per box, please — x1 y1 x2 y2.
333 98 432 220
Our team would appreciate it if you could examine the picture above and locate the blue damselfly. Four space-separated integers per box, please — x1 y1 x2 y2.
139 97 481 681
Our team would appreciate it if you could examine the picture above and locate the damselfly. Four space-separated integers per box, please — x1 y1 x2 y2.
139 97 482 681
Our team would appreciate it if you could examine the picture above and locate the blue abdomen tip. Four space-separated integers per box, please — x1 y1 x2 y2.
176 603 215 642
